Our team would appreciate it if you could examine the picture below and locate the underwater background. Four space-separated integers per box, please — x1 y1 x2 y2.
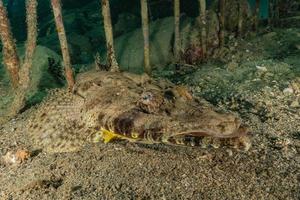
0 1 299 199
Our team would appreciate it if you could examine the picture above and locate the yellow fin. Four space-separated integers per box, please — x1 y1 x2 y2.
100 128 120 143
93 127 139 144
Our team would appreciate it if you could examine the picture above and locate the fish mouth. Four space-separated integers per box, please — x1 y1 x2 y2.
178 126 249 138
173 125 249 139
161 125 250 148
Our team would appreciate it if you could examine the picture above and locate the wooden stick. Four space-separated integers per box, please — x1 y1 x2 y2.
174 0 180 62
253 0 260 31
101 0 119 72
218 0 225 47
5 0 38 120
51 0 75 90
237 1 244 37
19 0 38 88
0 0 20 88
141 0 151 75
198 0 207 58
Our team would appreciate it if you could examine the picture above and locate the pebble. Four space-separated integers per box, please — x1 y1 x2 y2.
256 65 267 72
1 149 31 165
283 88 294 94
290 100 299 108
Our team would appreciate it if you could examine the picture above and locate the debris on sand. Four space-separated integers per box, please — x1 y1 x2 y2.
1 149 31 165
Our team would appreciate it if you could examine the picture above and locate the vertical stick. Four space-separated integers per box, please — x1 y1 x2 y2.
141 0 151 75
174 0 180 62
0 0 20 88
198 0 207 58
6 0 38 119
268 0 273 26
19 0 38 88
237 1 244 37
51 0 75 90
253 0 260 31
101 0 119 72
274 0 279 26
219 0 225 47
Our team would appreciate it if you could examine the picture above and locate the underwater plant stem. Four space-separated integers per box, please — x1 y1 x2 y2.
273 0 279 26
237 1 244 37
198 0 207 58
51 0 75 90
268 0 274 26
253 0 260 31
268 0 279 27
218 0 225 47
19 0 38 89
174 0 180 62
101 0 119 72
0 0 20 88
141 0 151 75
2 0 38 122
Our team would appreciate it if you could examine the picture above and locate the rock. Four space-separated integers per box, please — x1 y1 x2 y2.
108 13 220 73
114 13 140 37
290 79 300 94
4 45 63 105
111 17 176 73
27 46 63 96
223 0 252 33
68 33 94 63
227 61 238 71
283 88 294 94
290 99 299 108
2 149 31 165
181 11 220 61
256 65 268 72
262 32 277 40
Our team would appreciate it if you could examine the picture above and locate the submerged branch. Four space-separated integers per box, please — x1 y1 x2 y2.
198 0 207 58
101 0 119 72
174 0 180 62
141 0 151 74
51 0 75 90
218 0 225 47
0 0 20 88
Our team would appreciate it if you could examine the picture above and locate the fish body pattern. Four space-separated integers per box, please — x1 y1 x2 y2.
27 70 250 153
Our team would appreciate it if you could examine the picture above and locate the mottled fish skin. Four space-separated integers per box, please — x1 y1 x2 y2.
27 89 92 153
27 70 251 153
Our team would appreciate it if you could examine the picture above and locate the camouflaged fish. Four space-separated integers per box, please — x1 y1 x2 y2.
27 70 251 153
